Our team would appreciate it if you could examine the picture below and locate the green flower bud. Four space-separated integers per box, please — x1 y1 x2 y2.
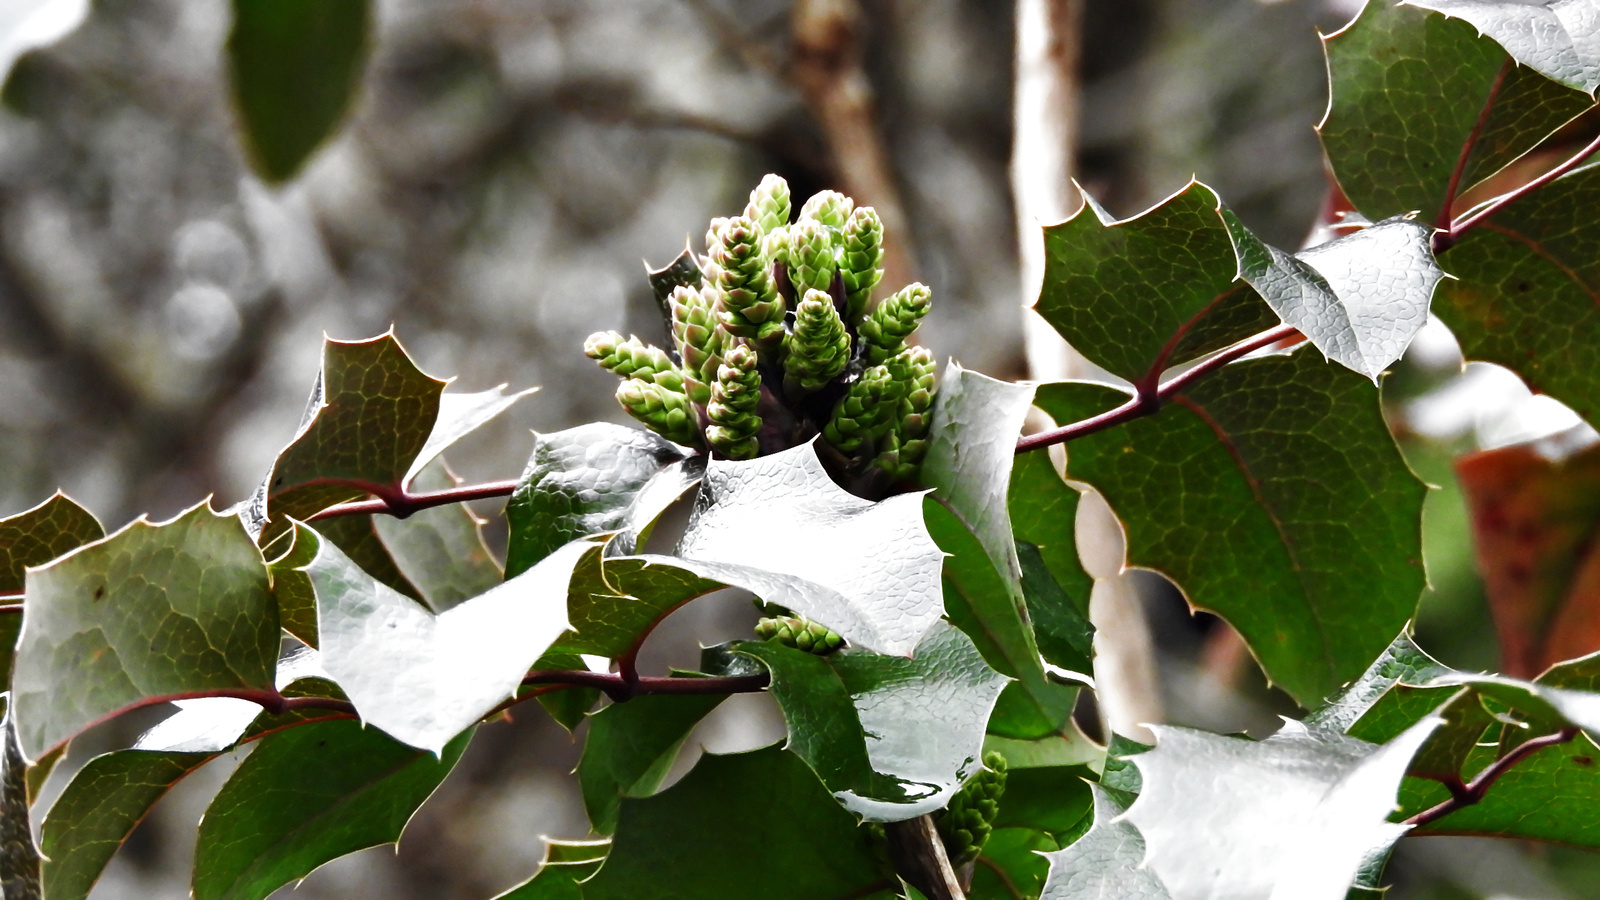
937 752 1007 866
706 342 763 459
616 379 701 447
762 224 791 269
798 189 854 230
823 364 904 454
783 289 850 397
754 615 844 655
874 346 937 480
669 285 727 405
786 218 837 297
840 206 884 323
743 174 792 237
713 216 786 347
584 331 686 394
859 282 932 366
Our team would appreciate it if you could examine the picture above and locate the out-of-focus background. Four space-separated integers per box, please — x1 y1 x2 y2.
3 0 1598 897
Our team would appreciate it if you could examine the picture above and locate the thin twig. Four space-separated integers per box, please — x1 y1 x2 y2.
1014 323 1302 454
1437 59 1511 233
520 669 770 703
1437 131 1600 252
1404 727 1579 828
309 478 520 522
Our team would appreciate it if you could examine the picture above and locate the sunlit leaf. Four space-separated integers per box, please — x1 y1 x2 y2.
405 384 537 487
12 502 278 761
739 619 1008 821
1040 786 1170 900
192 719 469 900
1407 0 1600 94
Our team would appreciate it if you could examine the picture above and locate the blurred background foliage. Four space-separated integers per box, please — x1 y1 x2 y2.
2 0 1595 896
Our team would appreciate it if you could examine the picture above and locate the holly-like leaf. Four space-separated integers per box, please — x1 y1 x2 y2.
646 245 705 316
374 462 503 613
1455 438 1600 678
926 498 1075 740
551 546 724 660
267 523 321 647
228 0 370 183
738 619 1009 821
192 719 469 900
971 828 1058 900
39 748 212 900
0 493 104 593
1224 213 1445 380
11 502 279 762
404 384 537 487
1123 718 1439 900
1407 0 1600 95
1035 349 1428 706
1036 182 1277 383
1 704 43 900
576 692 725 834
1009 451 1094 673
1432 164 1600 427
1321 0 1594 223
579 745 888 900
669 441 945 656
1307 629 1453 734
994 765 1095 835
296 523 591 753
1040 786 1170 900
923 362 1040 600
248 333 448 543
505 423 695 577
493 838 610 900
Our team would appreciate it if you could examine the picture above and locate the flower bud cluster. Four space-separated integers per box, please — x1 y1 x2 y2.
936 752 1007 866
583 174 939 487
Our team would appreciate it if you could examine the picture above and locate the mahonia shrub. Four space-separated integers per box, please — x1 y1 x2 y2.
6 2 1600 899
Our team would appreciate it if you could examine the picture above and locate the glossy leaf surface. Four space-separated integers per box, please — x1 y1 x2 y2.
576 691 723 834
12 503 278 761
1008 451 1094 673
1041 786 1169 900
1407 0 1600 94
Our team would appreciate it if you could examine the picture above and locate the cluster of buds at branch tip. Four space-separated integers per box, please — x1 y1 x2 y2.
936 751 1007 867
585 174 940 493
755 615 845 655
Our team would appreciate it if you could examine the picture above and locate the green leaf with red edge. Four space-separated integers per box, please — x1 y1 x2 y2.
40 747 212 900
245 333 447 544
1036 181 1277 384
1432 163 1600 429
1455 439 1600 679
192 719 469 900
576 691 725 834
579 744 888 900
1034 348 1428 706
11 502 279 762
737 619 1008 822
1320 0 1593 224
0 494 104 695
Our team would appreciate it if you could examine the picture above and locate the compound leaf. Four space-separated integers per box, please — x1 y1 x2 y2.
1035 349 1428 706
580 745 886 900
738 619 1008 821
192 719 468 900
12 502 278 761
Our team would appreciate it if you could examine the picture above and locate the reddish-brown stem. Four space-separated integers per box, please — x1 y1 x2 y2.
308 478 520 521
1436 131 1600 253
188 688 360 717
1015 323 1303 454
1437 60 1511 233
0 600 20 613
1404 727 1579 828
520 668 770 703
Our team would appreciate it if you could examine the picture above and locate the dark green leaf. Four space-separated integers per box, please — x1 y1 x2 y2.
922 364 1038 593
1034 349 1428 706
1036 182 1276 383
1123 719 1439 900
992 766 1094 834
39 748 212 900
646 245 704 316
228 0 370 182
493 838 610 900
1433 164 1600 428
267 522 321 647
374 461 503 613
12 502 279 761
1320 0 1592 223
550 545 724 659
0 493 103 593
925 498 1075 739
1407 0 1600 94
737 620 1008 821
1307 630 1452 733
1397 731 1600 846
505 423 694 577
1018 542 1093 676
580 745 887 900
668 442 945 656
1098 734 1151 797
297 523 591 752
193 719 468 900
2 705 42 900
577 692 724 834
1009 451 1092 627
1040 786 1169 900
247 334 447 543
970 828 1057 900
